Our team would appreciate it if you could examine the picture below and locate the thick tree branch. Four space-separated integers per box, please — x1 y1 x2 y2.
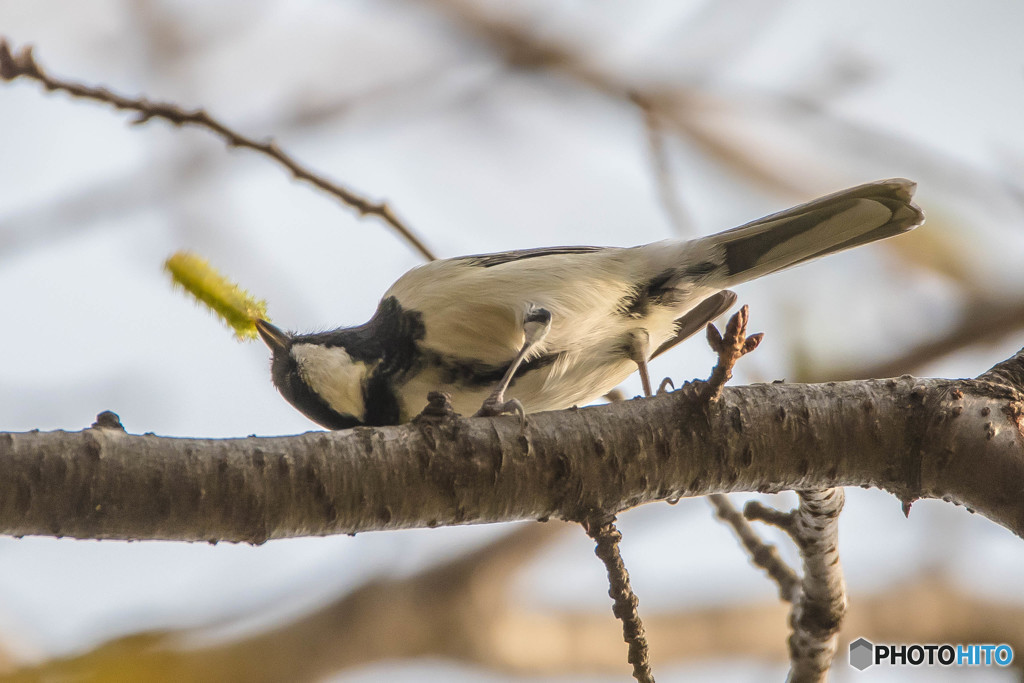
0 38 437 261
3 349 1024 543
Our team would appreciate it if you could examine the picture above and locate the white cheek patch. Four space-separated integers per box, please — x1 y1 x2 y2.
291 343 369 420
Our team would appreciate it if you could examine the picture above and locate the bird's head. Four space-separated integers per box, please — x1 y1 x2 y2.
255 319 370 429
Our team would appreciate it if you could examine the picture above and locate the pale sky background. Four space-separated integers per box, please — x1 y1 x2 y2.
1 1 1024 680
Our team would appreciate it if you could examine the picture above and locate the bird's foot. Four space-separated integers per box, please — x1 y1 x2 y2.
474 394 527 426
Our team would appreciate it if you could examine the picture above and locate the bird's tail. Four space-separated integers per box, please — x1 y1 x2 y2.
694 178 923 289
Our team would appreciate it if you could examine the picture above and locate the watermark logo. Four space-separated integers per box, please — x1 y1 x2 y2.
849 638 1013 671
849 638 874 671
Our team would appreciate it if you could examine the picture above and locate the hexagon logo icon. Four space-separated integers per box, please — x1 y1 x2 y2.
849 638 874 671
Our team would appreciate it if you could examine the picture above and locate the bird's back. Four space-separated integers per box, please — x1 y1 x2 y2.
382 179 923 418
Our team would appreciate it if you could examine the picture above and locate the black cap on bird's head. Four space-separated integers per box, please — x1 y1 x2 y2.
255 319 367 430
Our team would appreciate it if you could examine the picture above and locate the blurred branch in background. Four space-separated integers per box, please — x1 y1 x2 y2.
800 296 1024 383
422 0 1024 205
5 524 1022 681
423 0 818 196
639 102 695 236
708 495 799 603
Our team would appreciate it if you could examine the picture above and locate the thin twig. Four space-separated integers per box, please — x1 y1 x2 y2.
584 516 655 683
708 494 799 602
0 38 436 262
744 499 796 534
429 0 1024 220
702 304 764 402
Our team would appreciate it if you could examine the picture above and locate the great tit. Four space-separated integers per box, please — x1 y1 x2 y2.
256 179 923 429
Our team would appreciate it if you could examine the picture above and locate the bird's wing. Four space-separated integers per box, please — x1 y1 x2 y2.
386 246 639 365
650 290 737 360
451 245 606 267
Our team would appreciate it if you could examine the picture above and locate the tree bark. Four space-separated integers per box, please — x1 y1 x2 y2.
2 354 1024 543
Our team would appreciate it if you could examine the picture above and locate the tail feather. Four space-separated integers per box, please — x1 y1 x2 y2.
701 178 923 288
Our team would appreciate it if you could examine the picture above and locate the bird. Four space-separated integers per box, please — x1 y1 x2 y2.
255 179 924 429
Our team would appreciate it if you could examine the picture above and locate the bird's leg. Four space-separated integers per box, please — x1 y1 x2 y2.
626 329 653 398
475 305 552 419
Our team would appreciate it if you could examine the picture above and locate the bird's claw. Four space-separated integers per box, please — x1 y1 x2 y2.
657 377 675 395
474 395 527 426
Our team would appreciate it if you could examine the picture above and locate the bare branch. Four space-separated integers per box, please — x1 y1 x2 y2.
584 516 654 683
0 38 437 261
702 304 763 402
708 494 799 602
424 0 817 195
786 488 846 682
745 488 849 680
745 500 796 534
3 352 1024 542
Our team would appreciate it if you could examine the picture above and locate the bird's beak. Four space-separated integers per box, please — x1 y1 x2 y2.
255 319 290 353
